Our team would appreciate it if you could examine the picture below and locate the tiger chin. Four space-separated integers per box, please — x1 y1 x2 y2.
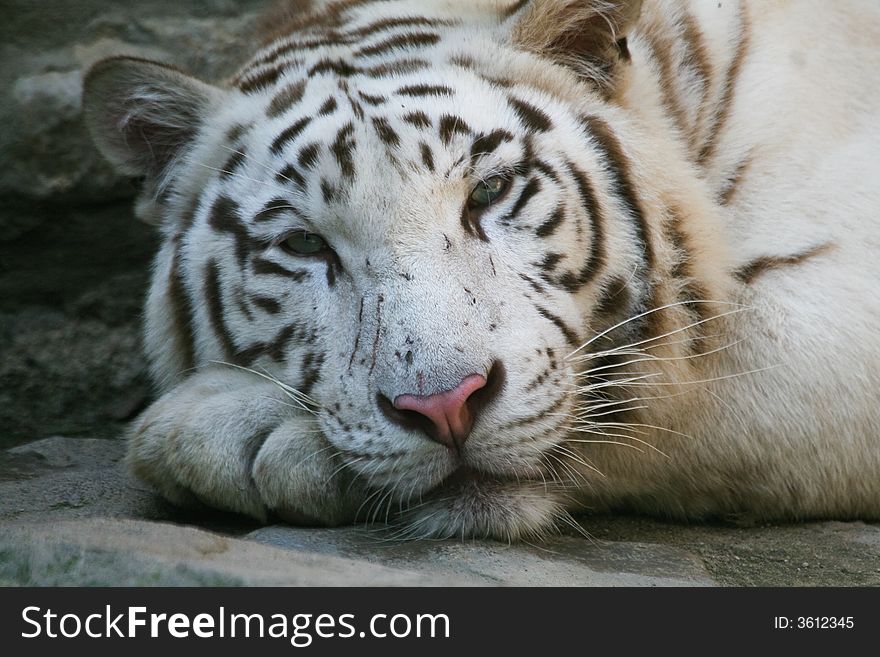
83 0 880 541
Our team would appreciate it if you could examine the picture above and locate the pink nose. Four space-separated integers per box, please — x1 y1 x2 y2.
392 374 488 449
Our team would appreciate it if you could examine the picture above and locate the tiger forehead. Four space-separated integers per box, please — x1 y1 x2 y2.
225 66 567 210
214 2 591 228
244 0 523 74
233 55 567 174
236 4 466 93
232 1 576 112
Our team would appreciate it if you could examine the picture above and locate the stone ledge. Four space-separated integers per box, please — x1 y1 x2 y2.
0 518 457 587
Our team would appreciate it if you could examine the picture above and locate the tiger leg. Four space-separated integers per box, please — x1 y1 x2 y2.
127 367 362 525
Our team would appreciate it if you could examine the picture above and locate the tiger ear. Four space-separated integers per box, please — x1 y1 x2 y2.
83 56 221 181
507 0 643 91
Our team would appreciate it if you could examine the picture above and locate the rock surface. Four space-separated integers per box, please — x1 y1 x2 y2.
2 435 879 587
1 0 267 209
1 0 269 448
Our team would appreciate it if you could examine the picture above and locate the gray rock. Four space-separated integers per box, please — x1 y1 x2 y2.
0 519 459 586
818 521 880 552
0 435 717 586
0 4 266 209
248 526 716 586
0 2 284 452
4 435 880 586
0 311 150 447
0 436 160 522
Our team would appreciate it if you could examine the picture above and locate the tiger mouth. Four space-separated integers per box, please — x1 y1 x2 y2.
435 465 496 489
425 465 530 497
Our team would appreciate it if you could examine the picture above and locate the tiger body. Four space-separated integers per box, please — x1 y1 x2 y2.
83 0 880 539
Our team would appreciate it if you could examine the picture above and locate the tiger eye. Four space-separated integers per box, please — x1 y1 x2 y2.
282 231 328 256
469 175 510 208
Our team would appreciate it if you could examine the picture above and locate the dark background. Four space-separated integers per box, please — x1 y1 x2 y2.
0 0 270 448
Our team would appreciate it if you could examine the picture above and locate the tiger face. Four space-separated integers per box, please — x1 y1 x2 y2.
84 0 709 538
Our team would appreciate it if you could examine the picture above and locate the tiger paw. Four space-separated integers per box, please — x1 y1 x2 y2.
127 367 364 526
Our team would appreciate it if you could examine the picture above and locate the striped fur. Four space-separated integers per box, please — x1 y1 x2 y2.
84 0 880 539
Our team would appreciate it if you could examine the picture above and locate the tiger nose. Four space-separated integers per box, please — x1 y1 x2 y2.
388 374 488 450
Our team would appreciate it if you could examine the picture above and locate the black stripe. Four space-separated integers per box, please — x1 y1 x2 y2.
480 74 514 89
331 123 356 180
277 164 306 189
271 117 313 155
644 29 689 139
593 276 634 322
420 143 435 172
309 59 360 77
321 179 338 204
267 80 307 118
208 196 253 268
225 123 251 144
372 116 400 147
236 291 254 322
402 111 432 128
358 91 387 106
306 58 431 79
253 36 355 67
236 323 304 366
533 159 561 184
318 96 339 116
734 244 833 285
450 54 477 70
204 260 236 360
354 32 441 58
519 273 546 295
505 178 542 223
439 115 472 145
397 84 454 97
297 143 322 170
460 205 488 242
239 66 283 93
508 97 553 132
534 304 580 347
300 352 326 396
220 149 247 179
470 129 514 163
251 295 282 315
252 257 310 281
363 59 430 78
345 93 366 120
551 162 605 292
582 115 654 271
254 197 296 223
347 16 452 39
680 12 713 127
536 252 564 273
718 155 751 206
325 260 338 287
698 6 750 165
536 205 565 238
499 394 568 431
168 242 196 373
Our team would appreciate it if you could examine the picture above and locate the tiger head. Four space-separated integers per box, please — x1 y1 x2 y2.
84 0 727 538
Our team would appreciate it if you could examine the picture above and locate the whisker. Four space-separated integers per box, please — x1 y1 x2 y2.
567 303 751 361
584 364 782 388
210 360 321 414
217 144 304 191
195 162 301 201
565 436 646 453
567 427 668 457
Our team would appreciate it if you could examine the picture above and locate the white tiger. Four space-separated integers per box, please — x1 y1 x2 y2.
82 0 880 539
